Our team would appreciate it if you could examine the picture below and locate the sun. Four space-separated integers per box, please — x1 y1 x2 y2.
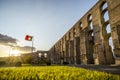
11 50 20 56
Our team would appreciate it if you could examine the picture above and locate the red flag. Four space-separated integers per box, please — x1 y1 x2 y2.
25 35 33 41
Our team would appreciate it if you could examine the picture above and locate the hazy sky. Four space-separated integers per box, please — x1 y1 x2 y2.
0 0 98 57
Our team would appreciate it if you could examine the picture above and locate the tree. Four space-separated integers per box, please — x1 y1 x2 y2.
24 55 33 64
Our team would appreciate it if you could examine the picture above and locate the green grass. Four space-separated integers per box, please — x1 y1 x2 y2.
22 64 33 67
0 66 119 80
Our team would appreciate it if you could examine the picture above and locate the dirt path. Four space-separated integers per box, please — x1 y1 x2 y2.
67 64 120 75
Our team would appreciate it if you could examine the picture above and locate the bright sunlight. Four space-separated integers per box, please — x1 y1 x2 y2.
11 50 20 56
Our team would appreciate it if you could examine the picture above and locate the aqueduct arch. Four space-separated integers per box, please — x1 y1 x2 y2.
48 0 120 65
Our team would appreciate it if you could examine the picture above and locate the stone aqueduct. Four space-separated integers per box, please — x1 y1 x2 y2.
48 0 120 65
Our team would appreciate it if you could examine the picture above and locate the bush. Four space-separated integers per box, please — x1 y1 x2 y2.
46 61 51 66
38 60 44 64
63 62 69 65
0 61 6 65
15 62 22 67
26 56 33 64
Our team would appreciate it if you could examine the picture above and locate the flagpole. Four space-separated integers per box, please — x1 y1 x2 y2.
32 36 35 63
32 36 34 54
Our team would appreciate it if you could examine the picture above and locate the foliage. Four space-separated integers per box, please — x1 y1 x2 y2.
6 56 21 64
63 62 69 65
22 55 33 64
38 60 46 64
15 61 22 67
22 64 32 67
38 59 51 65
46 61 51 65
0 61 6 65
0 66 119 80
0 56 22 66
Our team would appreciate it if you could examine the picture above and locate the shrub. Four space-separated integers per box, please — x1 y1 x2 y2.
46 61 51 65
38 60 45 64
63 62 69 65
0 61 6 65
15 61 22 67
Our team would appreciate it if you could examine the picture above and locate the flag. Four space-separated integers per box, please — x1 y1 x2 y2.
25 35 33 41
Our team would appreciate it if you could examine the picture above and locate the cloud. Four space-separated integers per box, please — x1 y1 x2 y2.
0 33 18 46
16 46 36 53
0 33 36 53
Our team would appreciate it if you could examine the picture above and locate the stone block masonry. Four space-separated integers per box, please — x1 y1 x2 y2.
49 0 120 65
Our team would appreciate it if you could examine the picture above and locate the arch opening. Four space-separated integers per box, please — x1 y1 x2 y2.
103 11 109 22
106 24 111 33
101 2 108 11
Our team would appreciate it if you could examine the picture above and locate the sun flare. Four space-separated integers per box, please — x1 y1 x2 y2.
11 50 20 56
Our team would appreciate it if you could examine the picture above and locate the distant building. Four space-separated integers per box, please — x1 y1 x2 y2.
21 50 49 63
37 50 49 61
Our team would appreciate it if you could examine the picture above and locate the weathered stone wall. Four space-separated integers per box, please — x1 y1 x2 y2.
49 0 120 65
107 0 120 57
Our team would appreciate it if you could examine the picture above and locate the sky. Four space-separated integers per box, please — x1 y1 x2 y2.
0 0 98 57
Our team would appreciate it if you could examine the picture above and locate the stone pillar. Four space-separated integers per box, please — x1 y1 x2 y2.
92 26 106 64
69 40 74 64
106 0 120 64
104 40 115 64
74 37 81 64
80 29 87 64
65 40 69 63
86 34 94 64
101 23 115 64
112 25 120 57
96 40 107 64
62 51 65 63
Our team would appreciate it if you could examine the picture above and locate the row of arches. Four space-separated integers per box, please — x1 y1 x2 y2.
70 1 114 64
50 1 116 65
68 2 110 41
101 1 115 64
101 2 113 52
78 1 113 54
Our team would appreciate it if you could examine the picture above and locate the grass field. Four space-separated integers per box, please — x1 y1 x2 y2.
0 66 119 80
